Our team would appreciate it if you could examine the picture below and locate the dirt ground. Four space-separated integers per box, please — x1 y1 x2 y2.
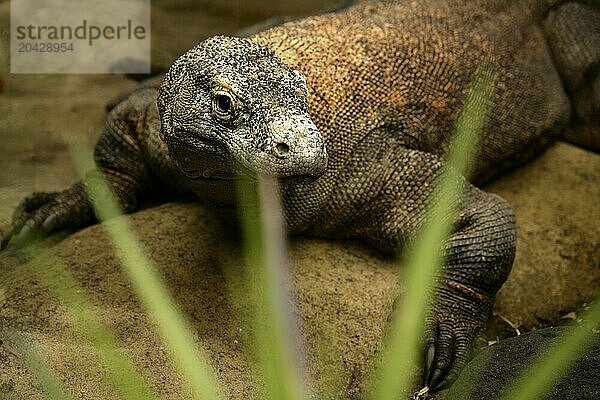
0 1 598 399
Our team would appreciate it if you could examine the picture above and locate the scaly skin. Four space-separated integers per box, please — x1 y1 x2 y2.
2 0 599 393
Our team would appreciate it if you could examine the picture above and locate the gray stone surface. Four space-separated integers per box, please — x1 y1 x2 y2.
443 327 600 400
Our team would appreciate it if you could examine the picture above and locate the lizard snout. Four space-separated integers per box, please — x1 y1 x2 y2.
264 115 328 178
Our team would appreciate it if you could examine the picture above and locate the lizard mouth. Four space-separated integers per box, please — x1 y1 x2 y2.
169 130 242 180
169 130 322 183
182 168 239 181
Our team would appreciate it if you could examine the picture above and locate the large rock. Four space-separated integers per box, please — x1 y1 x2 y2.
0 202 399 399
488 143 600 332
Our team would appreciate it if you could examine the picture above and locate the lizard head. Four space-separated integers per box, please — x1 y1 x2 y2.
157 35 327 183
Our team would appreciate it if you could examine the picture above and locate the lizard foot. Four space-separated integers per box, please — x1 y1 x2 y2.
421 292 491 392
1 183 93 250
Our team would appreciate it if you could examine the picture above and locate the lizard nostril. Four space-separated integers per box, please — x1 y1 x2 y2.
274 142 290 158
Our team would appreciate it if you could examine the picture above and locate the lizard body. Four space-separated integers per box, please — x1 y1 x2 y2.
3 0 598 392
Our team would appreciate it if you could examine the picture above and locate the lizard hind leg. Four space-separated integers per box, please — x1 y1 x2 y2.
543 1 600 151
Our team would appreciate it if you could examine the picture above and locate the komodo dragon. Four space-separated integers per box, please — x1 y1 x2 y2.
2 0 599 393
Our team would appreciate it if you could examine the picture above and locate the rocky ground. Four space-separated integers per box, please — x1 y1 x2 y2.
0 1 598 399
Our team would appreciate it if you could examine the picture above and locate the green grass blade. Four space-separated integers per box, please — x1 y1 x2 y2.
21 244 161 400
68 143 223 400
367 67 496 400
2 328 72 400
236 175 307 400
500 300 600 400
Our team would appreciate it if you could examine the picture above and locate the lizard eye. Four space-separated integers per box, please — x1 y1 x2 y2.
212 91 235 121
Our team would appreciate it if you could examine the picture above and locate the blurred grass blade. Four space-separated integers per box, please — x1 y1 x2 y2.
236 174 307 400
500 301 600 400
367 67 496 399
68 142 223 400
19 244 161 400
2 328 72 400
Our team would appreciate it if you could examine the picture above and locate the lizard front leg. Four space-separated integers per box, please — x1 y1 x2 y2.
422 186 515 391
321 136 516 392
1 91 155 249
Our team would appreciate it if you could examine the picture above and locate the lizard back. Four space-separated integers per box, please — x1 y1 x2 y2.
252 0 571 182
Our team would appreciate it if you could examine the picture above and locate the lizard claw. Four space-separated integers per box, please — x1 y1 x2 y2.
1 191 57 249
424 343 435 382
2 192 59 249
421 294 490 393
1 185 93 250
422 320 456 392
